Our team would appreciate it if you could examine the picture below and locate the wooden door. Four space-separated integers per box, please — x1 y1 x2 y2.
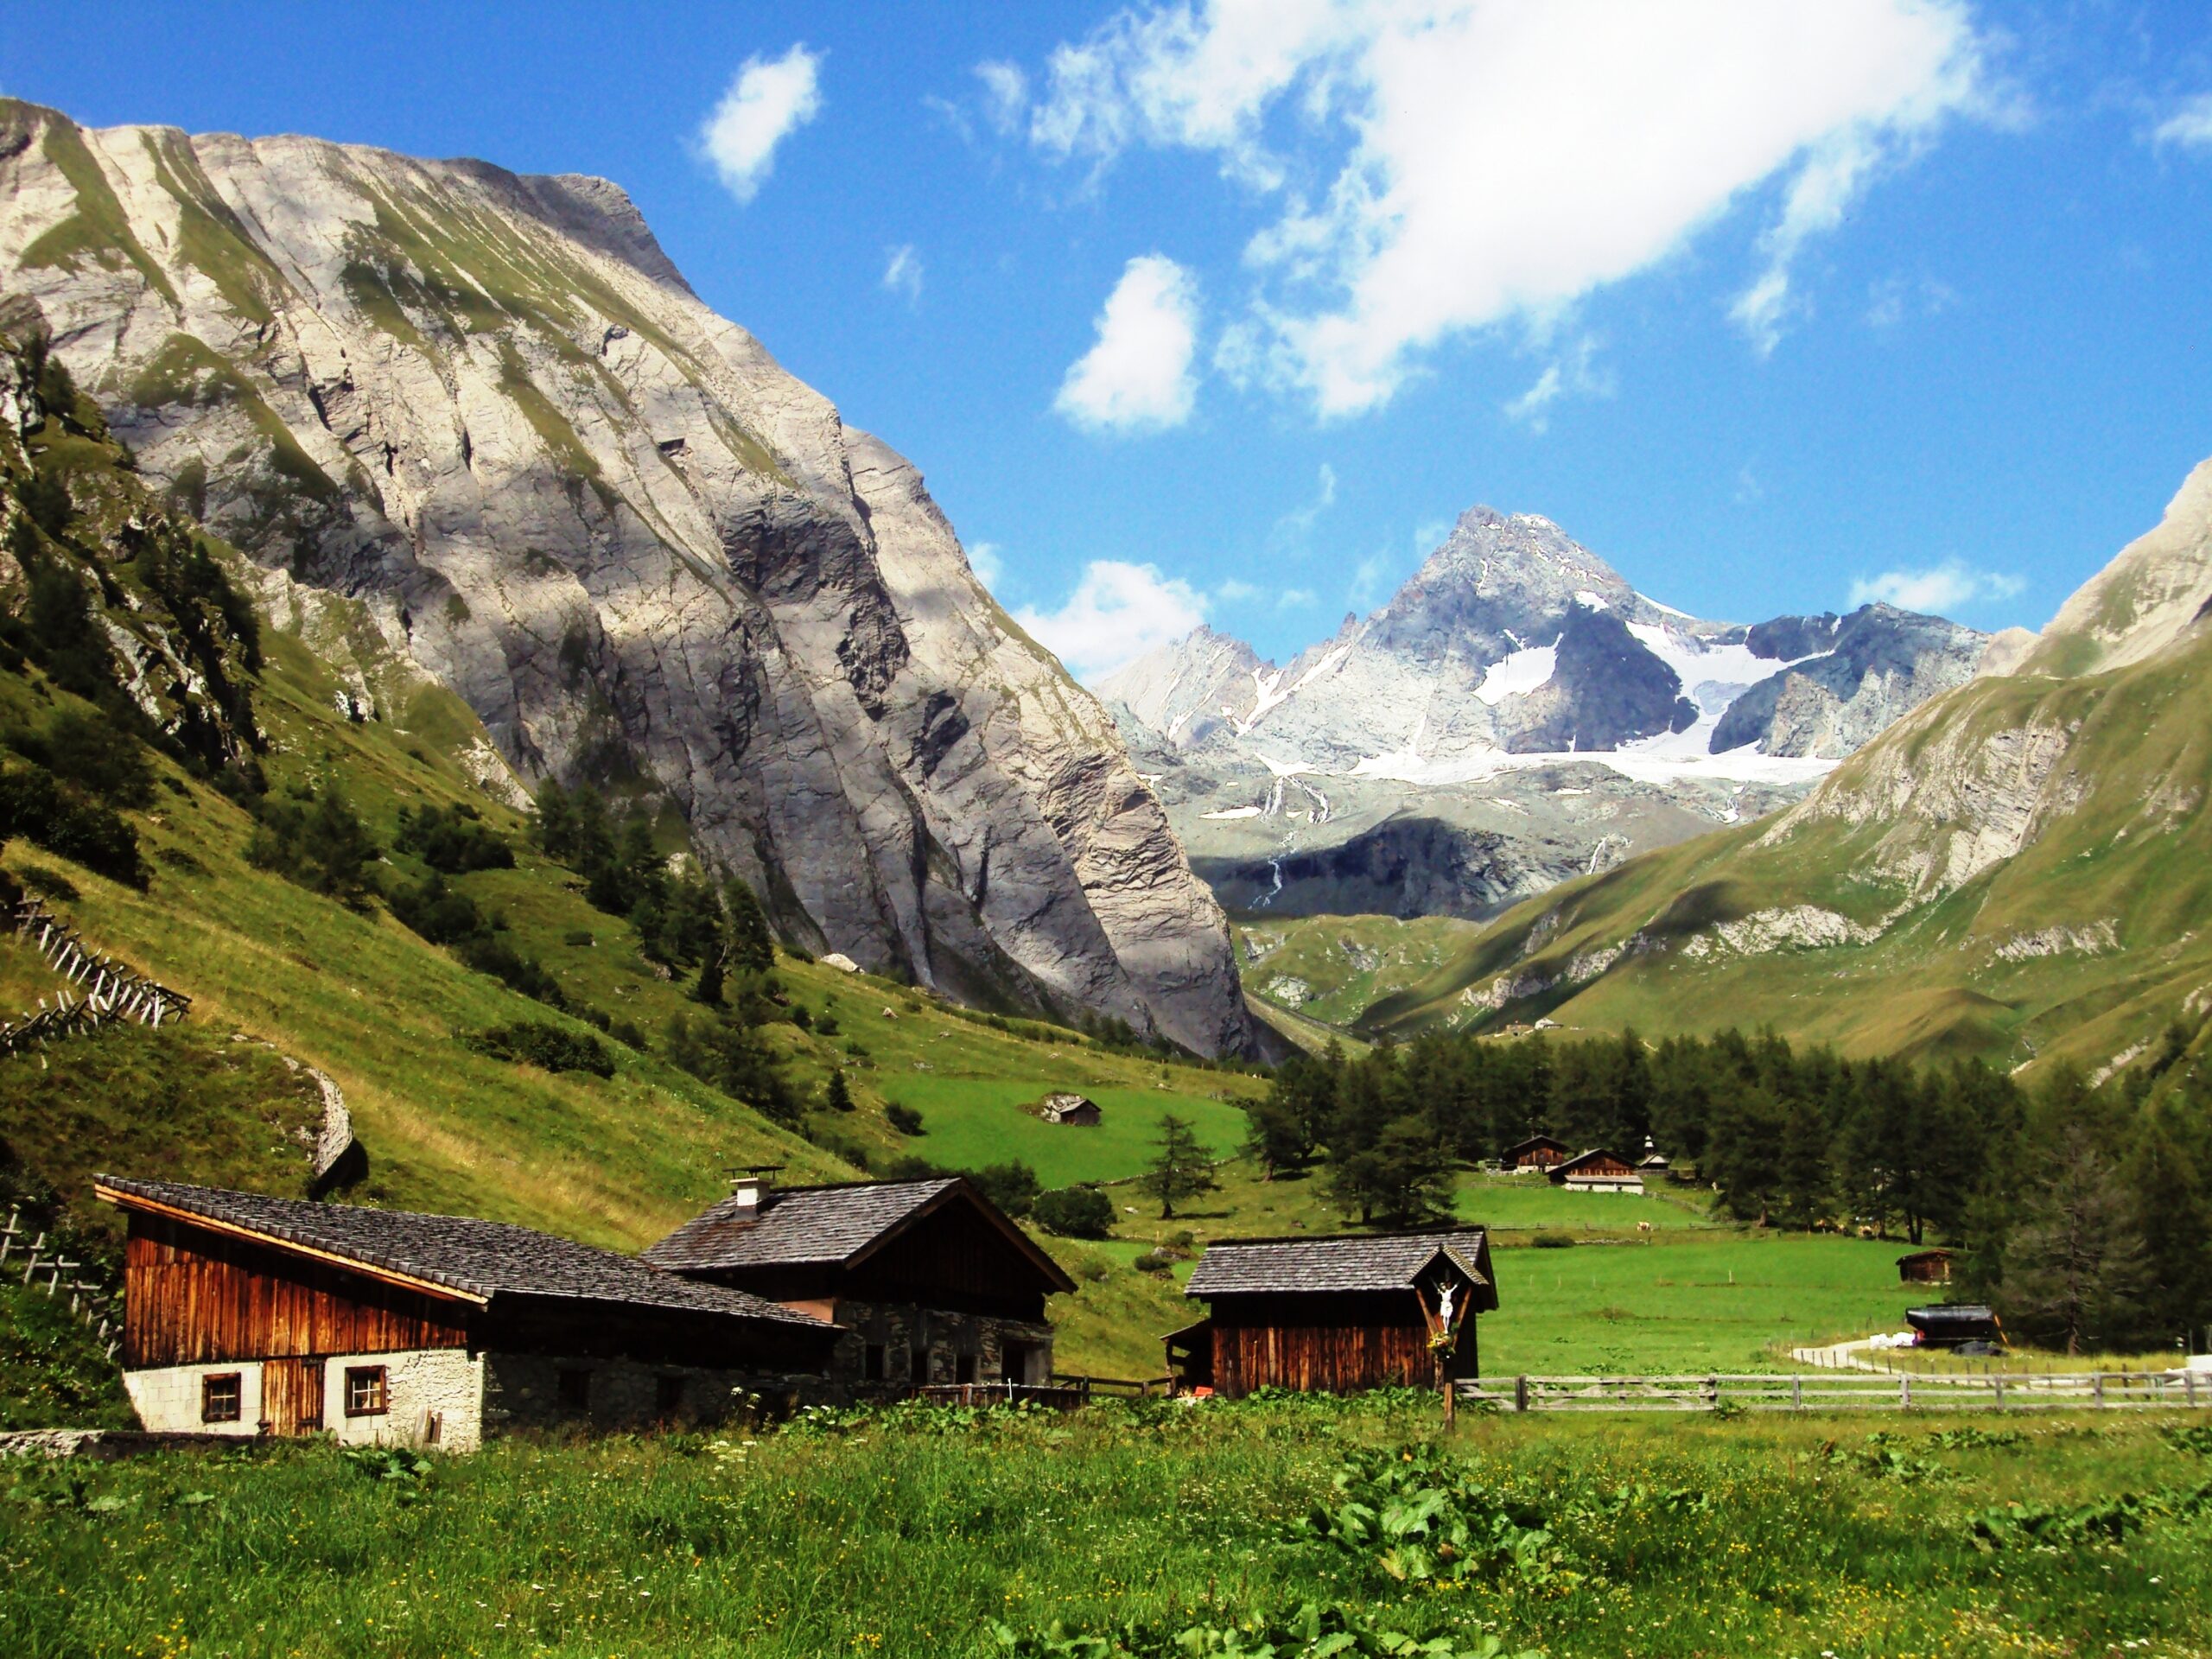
261 1357 325 1434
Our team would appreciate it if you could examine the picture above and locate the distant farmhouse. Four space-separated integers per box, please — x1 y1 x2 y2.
1637 1137 1671 1179
95 1176 837 1452
645 1173 1074 1389
1548 1149 1643 1193
1897 1248 1955 1285
1036 1092 1102 1127
1501 1134 1570 1172
1166 1230 1497 1398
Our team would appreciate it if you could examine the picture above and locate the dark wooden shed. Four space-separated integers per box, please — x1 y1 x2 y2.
1168 1230 1497 1399
1501 1135 1570 1171
1897 1248 1955 1285
645 1175 1075 1391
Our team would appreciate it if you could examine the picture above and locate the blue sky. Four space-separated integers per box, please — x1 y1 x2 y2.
10 3 2212 677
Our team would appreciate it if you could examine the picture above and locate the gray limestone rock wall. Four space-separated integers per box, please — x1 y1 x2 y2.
0 99 1255 1056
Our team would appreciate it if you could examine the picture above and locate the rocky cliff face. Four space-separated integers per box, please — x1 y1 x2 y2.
0 100 1255 1055
1100 505 1983 923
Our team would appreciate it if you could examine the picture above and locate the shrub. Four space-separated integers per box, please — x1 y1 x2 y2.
245 786 376 906
395 803 513 874
1032 1185 1115 1240
467 1021 614 1077
1133 1248 1177 1274
1530 1232 1577 1249
885 1102 924 1136
880 1154 945 1182
0 762 147 888
971 1160 1041 1219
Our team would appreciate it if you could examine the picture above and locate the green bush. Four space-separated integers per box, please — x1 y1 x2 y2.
971 1160 1041 1218
885 1101 924 1136
395 802 513 874
0 761 146 888
1033 1185 1115 1239
467 1020 614 1077
246 785 377 906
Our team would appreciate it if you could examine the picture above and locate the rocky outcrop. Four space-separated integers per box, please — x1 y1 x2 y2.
1710 603 1988 757
1192 815 1578 921
2020 455 2212 677
0 99 1254 1055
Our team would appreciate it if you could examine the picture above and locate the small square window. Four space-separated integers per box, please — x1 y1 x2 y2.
556 1366 593 1414
201 1372 242 1424
344 1365 389 1418
956 1352 979 1385
862 1343 887 1382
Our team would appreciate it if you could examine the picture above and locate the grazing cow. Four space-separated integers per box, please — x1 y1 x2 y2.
1637 1221 1654 1235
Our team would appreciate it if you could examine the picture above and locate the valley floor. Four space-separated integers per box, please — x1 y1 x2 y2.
3 1400 2205 1658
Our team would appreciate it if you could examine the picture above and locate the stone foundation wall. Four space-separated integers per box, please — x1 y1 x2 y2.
829 1301 1055 1387
482 1353 824 1433
123 1349 486 1451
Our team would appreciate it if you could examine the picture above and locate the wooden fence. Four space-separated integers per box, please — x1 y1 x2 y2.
1 896 189 1058
0 1205 119 1360
1460 1370 2212 1414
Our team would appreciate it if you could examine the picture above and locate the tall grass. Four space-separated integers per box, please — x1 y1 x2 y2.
1 1401 2203 1657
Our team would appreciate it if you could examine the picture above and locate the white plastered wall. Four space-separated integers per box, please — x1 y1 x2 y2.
122 1349 486 1451
123 1361 264 1436
323 1349 486 1452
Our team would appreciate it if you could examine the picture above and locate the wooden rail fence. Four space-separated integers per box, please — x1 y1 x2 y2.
0 1205 119 1360
1459 1371 2212 1414
1 897 189 1058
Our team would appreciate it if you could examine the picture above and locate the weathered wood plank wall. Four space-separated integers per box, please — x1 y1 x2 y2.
123 1216 469 1367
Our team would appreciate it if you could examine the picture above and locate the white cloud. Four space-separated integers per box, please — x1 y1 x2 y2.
1503 334 1609 431
2152 92 2212 151
1269 461 1338 544
882 244 924 302
1348 550 1394 609
976 60 1031 135
967 540 1005 589
1015 560 1209 680
1019 1 1987 410
1278 587 1316 609
1850 561 2024 614
698 45 823 204
1056 255 1202 432
1865 274 1959 329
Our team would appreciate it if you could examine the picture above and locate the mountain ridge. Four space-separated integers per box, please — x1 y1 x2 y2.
1102 505 1988 923
0 97 1260 1057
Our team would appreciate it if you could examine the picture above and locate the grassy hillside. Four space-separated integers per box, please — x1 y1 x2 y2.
1361 629 2212 1077
1236 912 1485 1029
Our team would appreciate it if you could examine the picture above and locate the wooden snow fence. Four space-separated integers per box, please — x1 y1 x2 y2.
1 1205 121 1360
1460 1370 2212 1414
0 897 190 1057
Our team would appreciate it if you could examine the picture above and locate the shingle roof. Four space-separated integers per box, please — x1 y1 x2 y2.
95 1177 829 1329
643 1179 961 1271
642 1177 1077 1293
1186 1230 1496 1308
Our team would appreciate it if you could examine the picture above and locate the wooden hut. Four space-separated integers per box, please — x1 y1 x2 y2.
94 1176 838 1451
1896 1248 1955 1285
1500 1134 1570 1172
645 1175 1075 1391
1167 1230 1497 1398
1037 1093 1102 1127
1636 1136 1671 1179
1548 1149 1643 1193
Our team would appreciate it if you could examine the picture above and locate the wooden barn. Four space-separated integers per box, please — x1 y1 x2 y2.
95 1176 839 1451
1637 1137 1671 1179
1501 1135 1570 1172
645 1174 1075 1392
1166 1230 1497 1399
1548 1149 1644 1193
1037 1092 1102 1127
1897 1248 1955 1285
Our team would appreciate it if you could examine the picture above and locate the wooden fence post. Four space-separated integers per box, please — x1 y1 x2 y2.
2094 1373 2106 1408
1515 1375 1529 1414
1791 1375 1802 1411
1899 1374 1911 1410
